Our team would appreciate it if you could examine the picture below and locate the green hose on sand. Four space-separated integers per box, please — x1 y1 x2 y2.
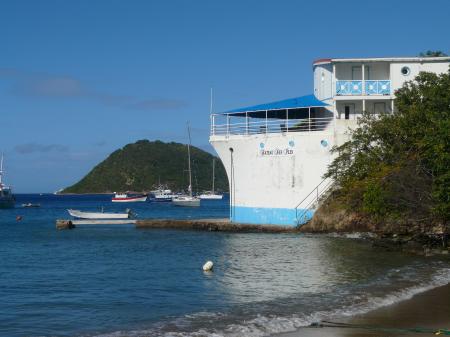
308 321 450 335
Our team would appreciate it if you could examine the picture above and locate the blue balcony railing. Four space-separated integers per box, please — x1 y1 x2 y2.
336 81 362 95
365 80 391 95
336 80 391 95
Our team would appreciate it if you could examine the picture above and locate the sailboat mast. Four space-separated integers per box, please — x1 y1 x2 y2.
187 123 193 197
212 158 215 193
0 154 3 186
210 88 213 115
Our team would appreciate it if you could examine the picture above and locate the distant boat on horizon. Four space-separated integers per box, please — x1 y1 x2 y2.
0 154 15 209
22 203 40 208
53 188 64 195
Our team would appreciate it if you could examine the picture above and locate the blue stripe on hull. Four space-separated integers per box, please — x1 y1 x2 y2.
231 206 314 227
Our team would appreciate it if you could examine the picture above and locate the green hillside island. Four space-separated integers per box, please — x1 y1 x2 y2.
62 140 229 194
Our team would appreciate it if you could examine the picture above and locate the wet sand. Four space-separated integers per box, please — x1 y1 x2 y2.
278 283 450 337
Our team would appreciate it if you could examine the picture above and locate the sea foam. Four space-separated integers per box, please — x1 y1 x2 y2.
94 267 450 337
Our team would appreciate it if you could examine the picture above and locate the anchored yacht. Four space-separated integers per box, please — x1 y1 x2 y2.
0 155 15 209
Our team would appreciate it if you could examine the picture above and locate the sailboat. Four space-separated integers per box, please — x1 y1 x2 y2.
172 123 201 207
199 158 223 200
0 154 15 209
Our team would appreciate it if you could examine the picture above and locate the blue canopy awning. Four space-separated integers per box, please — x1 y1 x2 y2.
222 94 328 116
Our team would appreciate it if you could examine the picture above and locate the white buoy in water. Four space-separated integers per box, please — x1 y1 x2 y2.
202 260 213 271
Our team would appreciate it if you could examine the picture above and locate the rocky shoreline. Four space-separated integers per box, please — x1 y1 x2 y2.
370 232 449 256
299 199 449 256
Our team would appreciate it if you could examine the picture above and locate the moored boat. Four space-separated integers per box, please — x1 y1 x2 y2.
0 155 15 209
149 186 177 202
172 195 201 207
199 158 223 200
172 123 200 207
22 203 41 208
68 208 132 219
198 192 223 200
112 193 147 202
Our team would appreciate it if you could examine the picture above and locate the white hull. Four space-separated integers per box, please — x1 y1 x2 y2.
0 156 14 209
112 196 147 202
199 193 223 200
0 197 15 209
172 196 201 207
152 196 174 202
68 209 130 219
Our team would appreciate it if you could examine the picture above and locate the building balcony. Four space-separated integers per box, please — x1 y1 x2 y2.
336 80 391 96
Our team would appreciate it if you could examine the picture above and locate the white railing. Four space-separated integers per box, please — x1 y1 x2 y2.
211 116 333 136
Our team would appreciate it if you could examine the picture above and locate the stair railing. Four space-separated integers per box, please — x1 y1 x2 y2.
295 178 334 225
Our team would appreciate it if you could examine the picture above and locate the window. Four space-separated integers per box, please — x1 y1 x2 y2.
401 66 410 76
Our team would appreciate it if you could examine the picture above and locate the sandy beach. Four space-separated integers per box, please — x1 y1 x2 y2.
278 283 450 337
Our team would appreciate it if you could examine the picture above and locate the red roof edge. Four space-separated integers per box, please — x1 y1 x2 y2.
313 58 332 65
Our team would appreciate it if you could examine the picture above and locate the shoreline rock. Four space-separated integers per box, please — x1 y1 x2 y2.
297 197 449 256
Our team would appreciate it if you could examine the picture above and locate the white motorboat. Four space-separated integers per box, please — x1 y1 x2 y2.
112 193 147 202
0 155 15 209
150 186 177 202
172 123 200 207
199 158 223 200
68 208 132 219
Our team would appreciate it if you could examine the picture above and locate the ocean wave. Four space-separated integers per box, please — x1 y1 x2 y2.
93 267 450 337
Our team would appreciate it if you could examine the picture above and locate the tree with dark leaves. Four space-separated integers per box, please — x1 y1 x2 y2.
326 69 450 225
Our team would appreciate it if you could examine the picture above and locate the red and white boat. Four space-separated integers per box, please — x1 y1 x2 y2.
112 193 147 202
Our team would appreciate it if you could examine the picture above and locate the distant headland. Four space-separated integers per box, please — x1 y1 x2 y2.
61 140 228 194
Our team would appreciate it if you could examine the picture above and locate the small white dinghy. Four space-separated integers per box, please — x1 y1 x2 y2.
68 208 132 219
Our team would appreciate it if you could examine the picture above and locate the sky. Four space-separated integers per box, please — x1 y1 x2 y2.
1 0 449 192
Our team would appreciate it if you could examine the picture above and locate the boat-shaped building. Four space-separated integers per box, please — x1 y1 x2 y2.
210 56 450 226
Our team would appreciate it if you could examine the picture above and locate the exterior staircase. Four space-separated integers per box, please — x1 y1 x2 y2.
295 178 334 225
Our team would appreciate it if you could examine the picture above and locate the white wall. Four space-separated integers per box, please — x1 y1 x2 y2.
210 129 337 210
390 61 449 91
313 63 333 101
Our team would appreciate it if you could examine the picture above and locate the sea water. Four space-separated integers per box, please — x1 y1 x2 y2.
0 194 449 337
